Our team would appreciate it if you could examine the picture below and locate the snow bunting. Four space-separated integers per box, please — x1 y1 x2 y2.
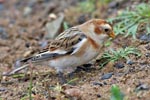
7 19 115 82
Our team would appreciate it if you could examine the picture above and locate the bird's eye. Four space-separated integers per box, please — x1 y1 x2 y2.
104 28 109 32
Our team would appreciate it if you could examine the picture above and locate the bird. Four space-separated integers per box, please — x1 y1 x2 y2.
7 19 115 83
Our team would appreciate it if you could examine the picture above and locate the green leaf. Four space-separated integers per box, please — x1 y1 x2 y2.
12 73 25 78
126 24 139 39
99 47 141 67
104 39 112 47
21 95 29 100
110 85 124 100
107 3 150 38
146 23 150 33
63 21 69 30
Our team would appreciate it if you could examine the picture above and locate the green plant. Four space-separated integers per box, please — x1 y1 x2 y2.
104 39 113 47
99 47 141 66
110 84 124 100
67 78 78 84
108 3 150 38
63 21 69 30
20 95 29 100
78 0 95 13
29 74 33 100
53 83 63 92
12 73 25 78
20 65 34 100
99 0 112 4
28 63 33 100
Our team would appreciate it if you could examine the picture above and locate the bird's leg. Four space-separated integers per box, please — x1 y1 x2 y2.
68 71 76 79
73 64 93 73
57 72 67 84
68 64 93 78
65 67 77 79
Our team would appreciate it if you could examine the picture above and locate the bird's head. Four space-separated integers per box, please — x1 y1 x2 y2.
84 19 115 41
93 19 115 38
78 19 115 45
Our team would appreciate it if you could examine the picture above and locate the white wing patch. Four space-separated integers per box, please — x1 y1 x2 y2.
49 49 67 54
71 38 87 55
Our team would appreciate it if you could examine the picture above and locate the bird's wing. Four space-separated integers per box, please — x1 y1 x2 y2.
21 27 87 63
56 27 81 39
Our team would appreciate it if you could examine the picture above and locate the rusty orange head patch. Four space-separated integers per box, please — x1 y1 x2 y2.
91 19 115 38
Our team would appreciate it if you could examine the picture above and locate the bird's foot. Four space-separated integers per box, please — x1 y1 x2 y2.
57 72 67 84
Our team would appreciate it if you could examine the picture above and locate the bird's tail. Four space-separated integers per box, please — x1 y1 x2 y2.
3 64 29 76
3 49 67 76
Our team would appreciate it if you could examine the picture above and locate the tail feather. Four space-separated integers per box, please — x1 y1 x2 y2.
20 53 60 63
3 64 29 76
5 47 75 76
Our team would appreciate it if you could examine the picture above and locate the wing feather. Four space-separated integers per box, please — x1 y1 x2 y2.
21 27 87 63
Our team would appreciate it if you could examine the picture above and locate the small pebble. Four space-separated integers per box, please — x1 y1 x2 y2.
25 42 30 48
145 45 150 50
23 50 32 57
139 62 146 65
23 6 32 17
97 94 101 98
145 53 150 57
101 72 113 80
82 63 92 68
0 3 4 10
0 27 9 39
103 81 107 85
39 41 48 48
77 14 89 24
136 83 149 91
14 60 21 68
114 63 124 69
49 13 57 19
0 0 4 3
0 87 7 92
64 88 82 97
44 0 51 3
9 19 16 25
126 60 134 65
108 1 119 8
139 34 150 42
28 0 36 7
93 82 103 87
50 97 56 99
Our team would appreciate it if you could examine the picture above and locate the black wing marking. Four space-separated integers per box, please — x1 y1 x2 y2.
20 48 75 63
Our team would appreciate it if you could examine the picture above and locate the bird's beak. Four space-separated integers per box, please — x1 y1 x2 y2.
109 31 115 38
